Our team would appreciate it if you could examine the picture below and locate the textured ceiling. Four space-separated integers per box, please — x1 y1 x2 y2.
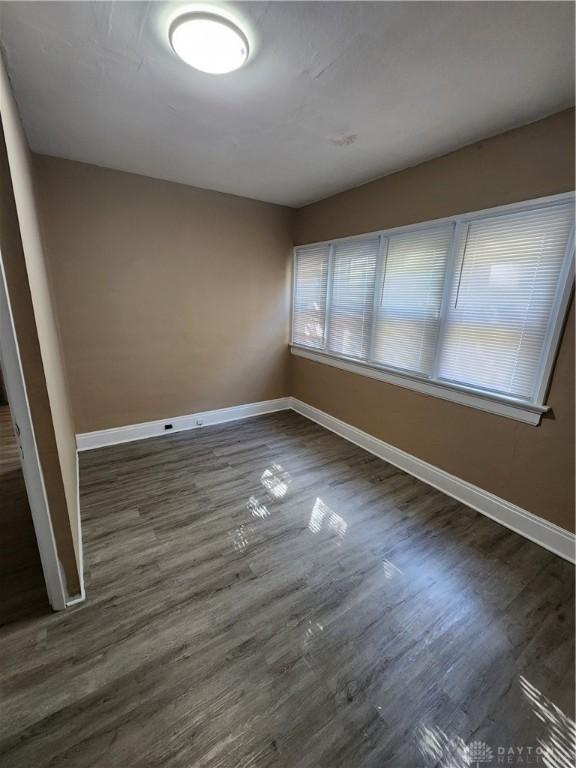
0 1 574 207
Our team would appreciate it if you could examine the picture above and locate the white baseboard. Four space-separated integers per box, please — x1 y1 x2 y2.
76 397 292 451
74 394 574 565
290 398 575 564
67 451 85 607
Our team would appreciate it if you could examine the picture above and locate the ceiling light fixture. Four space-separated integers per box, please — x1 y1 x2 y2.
169 12 249 74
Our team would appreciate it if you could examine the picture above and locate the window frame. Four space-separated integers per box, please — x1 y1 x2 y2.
290 192 575 426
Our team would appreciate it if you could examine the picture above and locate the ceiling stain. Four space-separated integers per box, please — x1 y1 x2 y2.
330 134 357 147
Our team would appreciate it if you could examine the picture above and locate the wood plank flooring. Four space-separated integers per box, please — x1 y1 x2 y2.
0 404 50 626
0 411 574 767
0 404 20 474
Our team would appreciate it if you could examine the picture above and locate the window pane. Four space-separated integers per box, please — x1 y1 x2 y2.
292 244 329 348
372 225 453 375
438 203 573 400
327 236 379 360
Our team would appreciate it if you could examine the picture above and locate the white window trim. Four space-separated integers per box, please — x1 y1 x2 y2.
291 192 575 426
291 346 549 425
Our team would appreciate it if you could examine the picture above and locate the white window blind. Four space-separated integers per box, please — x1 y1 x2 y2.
438 204 573 400
292 244 329 349
372 225 453 375
291 195 574 415
327 236 379 360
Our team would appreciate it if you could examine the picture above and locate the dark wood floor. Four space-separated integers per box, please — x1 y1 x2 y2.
0 405 50 627
0 411 574 767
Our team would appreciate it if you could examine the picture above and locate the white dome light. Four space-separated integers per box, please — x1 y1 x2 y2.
169 13 249 74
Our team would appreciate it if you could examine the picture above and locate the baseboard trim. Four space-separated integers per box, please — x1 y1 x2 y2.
75 394 574 563
67 451 86 607
76 397 292 451
290 397 575 564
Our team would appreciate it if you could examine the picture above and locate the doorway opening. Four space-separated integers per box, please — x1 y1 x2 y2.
0 364 50 625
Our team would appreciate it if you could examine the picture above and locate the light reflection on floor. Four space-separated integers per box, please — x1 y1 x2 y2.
232 463 575 768
308 497 348 540
261 463 291 499
230 523 253 552
382 558 402 579
416 723 469 768
520 676 576 768
247 495 269 519
303 620 324 652
416 677 576 768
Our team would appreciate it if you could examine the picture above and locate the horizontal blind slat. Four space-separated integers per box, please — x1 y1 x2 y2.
327 236 379 360
292 244 329 349
372 225 453 375
291 199 573 405
438 203 573 399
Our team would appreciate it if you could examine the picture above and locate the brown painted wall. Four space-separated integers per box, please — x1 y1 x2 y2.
35 156 294 433
293 109 575 533
0 57 80 576
31 110 575 535
0 120 79 593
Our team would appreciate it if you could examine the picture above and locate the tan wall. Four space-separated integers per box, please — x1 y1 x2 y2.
35 156 294 433
293 109 575 533
30 110 575 536
0 72 80 593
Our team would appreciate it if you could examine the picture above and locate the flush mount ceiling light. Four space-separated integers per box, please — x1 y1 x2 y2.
169 13 249 74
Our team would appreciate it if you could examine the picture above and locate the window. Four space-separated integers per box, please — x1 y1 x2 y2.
292 243 329 349
291 195 574 424
327 236 379 359
372 225 453 376
439 205 574 401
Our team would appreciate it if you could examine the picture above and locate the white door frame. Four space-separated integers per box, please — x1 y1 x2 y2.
0 252 67 610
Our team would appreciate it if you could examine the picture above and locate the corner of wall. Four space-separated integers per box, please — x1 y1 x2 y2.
0 51 81 595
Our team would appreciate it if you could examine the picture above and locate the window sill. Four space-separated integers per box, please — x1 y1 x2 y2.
290 346 549 426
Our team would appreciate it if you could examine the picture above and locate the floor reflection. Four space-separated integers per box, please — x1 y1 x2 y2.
416 676 576 768
303 619 324 652
520 676 576 768
382 558 402 579
261 463 291 499
308 497 347 540
230 523 253 552
417 724 469 768
247 495 269 519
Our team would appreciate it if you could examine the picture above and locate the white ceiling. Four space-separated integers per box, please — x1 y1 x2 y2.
0 1 574 207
